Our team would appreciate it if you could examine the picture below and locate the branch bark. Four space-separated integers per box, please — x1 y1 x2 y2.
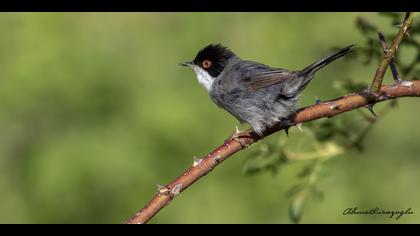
127 80 420 224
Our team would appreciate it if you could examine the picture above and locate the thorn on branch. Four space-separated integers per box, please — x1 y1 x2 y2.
156 184 171 195
329 103 341 111
364 104 377 117
296 123 303 133
192 156 203 167
235 126 241 134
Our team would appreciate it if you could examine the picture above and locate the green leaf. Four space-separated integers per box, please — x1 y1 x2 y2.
289 189 307 224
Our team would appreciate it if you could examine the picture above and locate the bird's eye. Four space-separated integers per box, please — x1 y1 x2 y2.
202 60 212 69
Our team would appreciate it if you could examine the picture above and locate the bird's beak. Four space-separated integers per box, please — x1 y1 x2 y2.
179 61 193 67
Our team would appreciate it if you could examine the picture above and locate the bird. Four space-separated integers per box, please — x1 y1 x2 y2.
180 44 353 138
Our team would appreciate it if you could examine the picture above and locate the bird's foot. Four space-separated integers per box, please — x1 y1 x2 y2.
226 126 252 148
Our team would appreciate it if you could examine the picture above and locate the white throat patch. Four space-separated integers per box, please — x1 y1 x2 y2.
193 66 215 92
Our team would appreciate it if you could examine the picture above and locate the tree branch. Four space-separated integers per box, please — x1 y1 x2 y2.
127 80 420 224
378 31 401 82
127 12 418 224
370 12 414 94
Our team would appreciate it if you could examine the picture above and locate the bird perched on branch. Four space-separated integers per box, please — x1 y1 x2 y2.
181 44 353 138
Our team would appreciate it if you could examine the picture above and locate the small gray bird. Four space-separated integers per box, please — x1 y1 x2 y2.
180 44 353 136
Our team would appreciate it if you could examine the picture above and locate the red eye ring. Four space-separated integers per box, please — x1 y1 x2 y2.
202 60 212 69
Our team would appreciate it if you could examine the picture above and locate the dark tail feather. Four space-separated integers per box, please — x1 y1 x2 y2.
299 45 354 77
290 45 353 93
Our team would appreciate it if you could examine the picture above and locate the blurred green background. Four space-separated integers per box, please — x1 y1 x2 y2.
0 13 419 224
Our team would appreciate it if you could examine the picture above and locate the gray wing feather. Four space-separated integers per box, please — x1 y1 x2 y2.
247 45 353 91
248 70 299 91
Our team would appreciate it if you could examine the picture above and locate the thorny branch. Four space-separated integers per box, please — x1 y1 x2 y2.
378 32 401 82
369 12 414 95
127 13 418 224
128 82 420 224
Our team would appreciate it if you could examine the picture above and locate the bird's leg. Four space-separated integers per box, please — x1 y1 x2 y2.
227 126 252 148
